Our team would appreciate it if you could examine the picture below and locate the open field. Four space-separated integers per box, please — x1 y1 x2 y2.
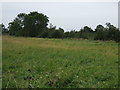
2 35 118 88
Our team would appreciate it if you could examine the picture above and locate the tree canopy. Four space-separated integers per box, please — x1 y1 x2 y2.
8 11 49 37
1 11 120 42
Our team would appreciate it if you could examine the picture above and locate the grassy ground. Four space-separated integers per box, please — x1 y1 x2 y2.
2 35 118 88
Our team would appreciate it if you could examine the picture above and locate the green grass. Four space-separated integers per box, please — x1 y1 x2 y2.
2 35 118 88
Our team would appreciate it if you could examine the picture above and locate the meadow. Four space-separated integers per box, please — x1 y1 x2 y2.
2 35 118 88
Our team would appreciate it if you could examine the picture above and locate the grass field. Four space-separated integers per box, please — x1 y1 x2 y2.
2 35 118 88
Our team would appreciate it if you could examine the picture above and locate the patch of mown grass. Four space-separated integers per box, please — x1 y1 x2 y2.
2 36 118 88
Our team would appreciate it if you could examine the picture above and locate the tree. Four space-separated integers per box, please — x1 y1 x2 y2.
8 13 26 36
49 23 56 30
0 24 8 34
95 25 104 32
8 20 22 36
50 29 64 38
24 12 49 37
41 29 49 38
106 25 119 41
83 26 93 33
94 25 106 40
5 13 120 42
59 27 64 33
8 11 49 37
69 30 76 38
105 22 111 28
94 24 120 42
79 26 94 39
64 31 70 38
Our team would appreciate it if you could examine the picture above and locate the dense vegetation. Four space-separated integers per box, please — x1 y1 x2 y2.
3 36 118 88
1 11 120 42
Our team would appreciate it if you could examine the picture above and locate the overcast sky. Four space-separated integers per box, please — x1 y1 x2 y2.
1 1 118 31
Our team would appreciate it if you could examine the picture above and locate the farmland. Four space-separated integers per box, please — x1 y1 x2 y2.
2 35 118 88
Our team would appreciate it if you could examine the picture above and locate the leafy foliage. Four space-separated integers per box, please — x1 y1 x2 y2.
0 24 8 34
1 11 120 42
8 12 49 37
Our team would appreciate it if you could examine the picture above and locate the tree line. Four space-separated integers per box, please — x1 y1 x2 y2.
1 11 120 42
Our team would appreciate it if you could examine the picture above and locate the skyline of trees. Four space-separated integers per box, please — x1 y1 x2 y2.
1 11 120 42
